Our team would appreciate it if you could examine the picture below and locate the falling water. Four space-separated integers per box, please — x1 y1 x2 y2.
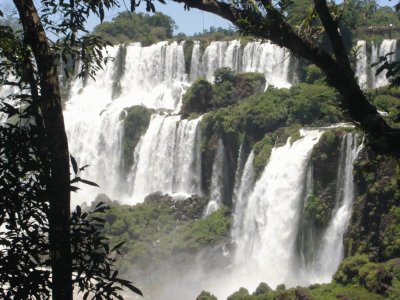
356 40 369 88
241 41 292 88
129 114 202 202
64 42 190 206
229 130 323 293
307 134 362 282
204 139 227 216
231 151 255 241
355 39 399 88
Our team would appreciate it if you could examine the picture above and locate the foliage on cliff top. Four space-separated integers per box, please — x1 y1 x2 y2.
93 12 176 45
180 68 266 118
100 198 231 272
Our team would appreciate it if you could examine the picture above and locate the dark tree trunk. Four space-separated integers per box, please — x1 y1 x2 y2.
13 1 72 299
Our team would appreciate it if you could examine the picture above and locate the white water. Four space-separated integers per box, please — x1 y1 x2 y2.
60 38 384 299
227 130 323 295
356 39 398 88
306 134 362 282
64 40 296 205
190 40 292 87
129 114 202 202
64 42 191 206
204 139 226 216
63 38 393 206
231 151 255 241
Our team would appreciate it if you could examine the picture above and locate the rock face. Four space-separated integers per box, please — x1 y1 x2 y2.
120 105 154 176
144 192 209 221
345 150 400 262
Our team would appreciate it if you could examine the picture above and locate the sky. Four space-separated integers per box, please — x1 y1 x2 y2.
0 0 397 36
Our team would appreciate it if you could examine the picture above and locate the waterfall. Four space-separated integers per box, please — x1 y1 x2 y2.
189 41 202 82
189 40 292 87
231 151 255 241
241 41 292 88
64 46 122 207
129 114 202 202
356 39 398 88
356 40 369 88
204 139 227 215
64 42 190 206
307 134 362 282
229 130 323 292
299 163 317 273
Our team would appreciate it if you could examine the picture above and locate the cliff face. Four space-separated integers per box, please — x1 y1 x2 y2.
346 150 400 262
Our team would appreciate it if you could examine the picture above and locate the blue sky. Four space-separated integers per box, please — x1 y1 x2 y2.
0 0 396 36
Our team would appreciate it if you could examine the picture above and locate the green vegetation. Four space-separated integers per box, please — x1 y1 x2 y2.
180 68 266 118
211 255 400 299
199 82 341 179
93 12 176 45
181 78 213 117
304 194 331 226
101 198 231 272
119 105 154 175
197 291 218 300
366 86 400 128
346 152 400 262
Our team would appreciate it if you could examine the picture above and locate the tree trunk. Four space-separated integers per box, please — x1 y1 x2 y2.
13 1 72 299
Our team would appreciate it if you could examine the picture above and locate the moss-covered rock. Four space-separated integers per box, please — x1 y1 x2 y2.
234 72 266 100
303 194 331 226
253 134 273 179
183 40 194 75
102 200 231 272
119 105 154 176
345 150 400 262
180 78 213 118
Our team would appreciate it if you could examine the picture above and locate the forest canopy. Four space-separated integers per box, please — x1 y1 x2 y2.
93 11 177 44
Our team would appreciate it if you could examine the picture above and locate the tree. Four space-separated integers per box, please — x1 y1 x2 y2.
169 0 400 156
93 11 177 44
0 1 141 299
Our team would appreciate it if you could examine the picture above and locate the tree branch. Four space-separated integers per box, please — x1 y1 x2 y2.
173 0 400 156
313 0 351 70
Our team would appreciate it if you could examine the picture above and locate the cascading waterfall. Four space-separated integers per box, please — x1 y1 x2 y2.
356 40 369 88
200 40 242 81
64 42 190 205
204 139 226 215
128 114 202 202
65 39 296 205
241 41 291 88
306 134 362 283
231 151 255 241
229 130 323 293
356 39 399 88
0 32 398 300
